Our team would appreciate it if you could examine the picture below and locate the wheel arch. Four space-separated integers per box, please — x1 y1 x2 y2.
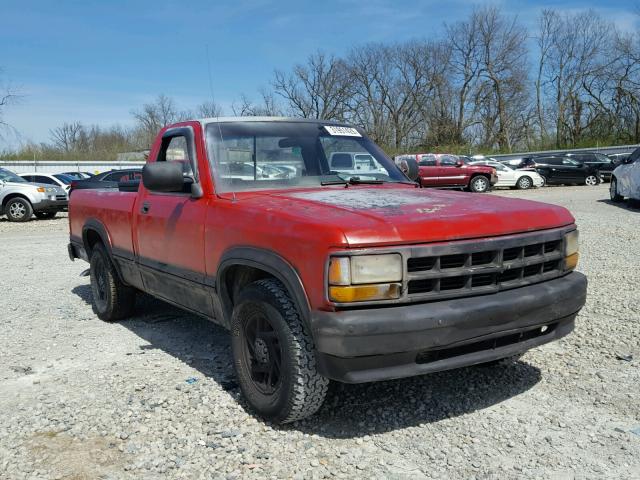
217 247 311 328
2 193 33 209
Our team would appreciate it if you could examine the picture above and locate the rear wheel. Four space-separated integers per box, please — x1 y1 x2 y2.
516 176 532 190
34 211 57 220
5 198 33 222
610 177 624 202
585 174 599 186
231 278 329 423
89 244 136 321
469 175 490 193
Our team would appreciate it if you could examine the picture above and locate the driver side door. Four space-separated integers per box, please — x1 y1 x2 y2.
134 126 213 316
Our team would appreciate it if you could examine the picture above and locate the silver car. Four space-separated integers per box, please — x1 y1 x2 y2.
610 147 640 203
0 168 68 222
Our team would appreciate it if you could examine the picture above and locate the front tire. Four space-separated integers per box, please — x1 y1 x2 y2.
610 177 624 202
469 175 490 193
516 176 533 190
5 198 33 222
231 279 329 423
89 244 136 321
34 211 57 220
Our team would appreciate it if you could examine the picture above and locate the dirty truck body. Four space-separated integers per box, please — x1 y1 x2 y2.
68 118 587 423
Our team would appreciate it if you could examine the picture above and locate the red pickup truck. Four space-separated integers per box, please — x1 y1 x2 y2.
68 118 587 423
398 153 497 192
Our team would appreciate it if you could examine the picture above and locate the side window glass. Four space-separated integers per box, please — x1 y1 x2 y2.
440 156 457 166
419 155 436 166
159 135 194 178
629 147 640 163
35 176 55 184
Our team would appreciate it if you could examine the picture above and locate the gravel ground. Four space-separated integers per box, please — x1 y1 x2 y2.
0 184 639 479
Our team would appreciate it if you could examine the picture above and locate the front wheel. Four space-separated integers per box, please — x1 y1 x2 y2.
5 198 33 222
585 174 599 186
34 211 57 220
469 175 490 193
231 279 329 423
610 177 624 202
516 176 533 190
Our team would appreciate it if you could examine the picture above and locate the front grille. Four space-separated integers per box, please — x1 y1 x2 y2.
56 195 67 201
406 232 566 301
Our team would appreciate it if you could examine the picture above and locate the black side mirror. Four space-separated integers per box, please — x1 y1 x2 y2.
142 162 184 193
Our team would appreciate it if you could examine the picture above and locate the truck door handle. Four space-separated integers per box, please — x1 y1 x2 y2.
141 202 150 214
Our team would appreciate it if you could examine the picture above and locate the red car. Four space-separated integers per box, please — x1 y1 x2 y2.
68 118 586 423
400 153 497 192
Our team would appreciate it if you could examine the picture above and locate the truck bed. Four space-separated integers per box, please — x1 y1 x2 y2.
69 189 137 255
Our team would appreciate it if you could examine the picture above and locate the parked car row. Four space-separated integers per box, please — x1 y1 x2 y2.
0 168 146 222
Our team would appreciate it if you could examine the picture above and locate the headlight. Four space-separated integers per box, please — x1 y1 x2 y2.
328 254 402 302
564 230 579 270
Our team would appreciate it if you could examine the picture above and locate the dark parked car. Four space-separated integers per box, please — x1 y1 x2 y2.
607 153 632 167
69 169 142 193
62 171 94 180
499 157 538 170
533 156 601 186
564 152 616 181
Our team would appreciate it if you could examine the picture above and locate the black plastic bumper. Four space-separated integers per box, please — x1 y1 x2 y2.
312 272 587 383
34 198 68 212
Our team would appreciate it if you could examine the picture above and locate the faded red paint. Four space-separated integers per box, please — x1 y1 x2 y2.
69 121 576 313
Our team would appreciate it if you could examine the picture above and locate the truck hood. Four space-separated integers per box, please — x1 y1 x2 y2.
237 185 575 247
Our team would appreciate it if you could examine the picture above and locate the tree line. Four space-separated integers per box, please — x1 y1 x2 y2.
2 6 639 161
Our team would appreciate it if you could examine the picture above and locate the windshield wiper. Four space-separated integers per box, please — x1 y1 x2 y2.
320 174 384 186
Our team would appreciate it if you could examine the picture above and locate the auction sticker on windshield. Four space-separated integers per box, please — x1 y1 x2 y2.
324 126 361 137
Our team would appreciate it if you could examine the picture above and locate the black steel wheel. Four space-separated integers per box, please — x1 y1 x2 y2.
89 244 136 321
231 279 329 423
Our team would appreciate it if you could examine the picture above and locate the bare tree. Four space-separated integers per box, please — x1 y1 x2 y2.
272 51 351 120
475 6 530 151
0 68 21 137
131 94 180 147
196 100 224 118
446 13 482 144
50 122 84 152
231 89 282 117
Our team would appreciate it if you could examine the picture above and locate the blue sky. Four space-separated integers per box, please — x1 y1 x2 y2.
0 0 638 148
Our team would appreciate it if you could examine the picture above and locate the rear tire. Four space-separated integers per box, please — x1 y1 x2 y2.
89 244 136 321
610 177 624 202
231 278 329 423
34 211 57 220
5 198 33 222
585 174 598 186
469 175 490 193
516 176 532 190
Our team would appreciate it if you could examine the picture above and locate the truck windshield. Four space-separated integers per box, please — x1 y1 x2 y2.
0 168 28 183
205 121 407 192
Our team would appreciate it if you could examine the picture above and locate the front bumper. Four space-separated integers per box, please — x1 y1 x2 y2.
312 272 587 383
33 198 68 212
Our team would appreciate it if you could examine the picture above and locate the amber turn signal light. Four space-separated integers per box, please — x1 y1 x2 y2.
565 252 579 271
329 283 401 303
